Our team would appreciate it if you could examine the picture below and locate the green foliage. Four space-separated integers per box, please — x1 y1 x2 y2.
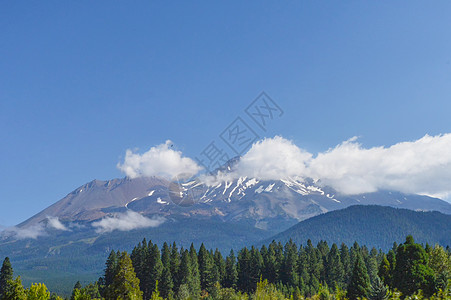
369 277 389 300
270 205 451 251
105 252 142 300
224 250 238 289
347 254 371 299
428 245 451 291
325 244 344 289
252 279 287 300
3 276 26 300
392 236 435 297
0 257 14 299
27 283 50 300
11 234 443 300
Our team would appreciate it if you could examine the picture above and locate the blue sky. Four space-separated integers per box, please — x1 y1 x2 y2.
1 1 451 226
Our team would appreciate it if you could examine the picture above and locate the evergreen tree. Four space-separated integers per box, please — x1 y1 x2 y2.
3 276 25 300
170 242 180 291
175 284 189 300
83 282 101 299
131 239 148 291
213 249 226 285
106 252 142 300
368 277 388 300
188 244 201 298
280 240 298 287
103 250 119 293
392 235 435 297
198 243 214 291
428 244 451 290
249 246 263 290
0 257 13 299
274 242 285 283
347 254 371 300
325 243 344 289
161 243 171 269
305 240 321 296
261 244 277 284
237 247 252 293
71 281 82 300
150 281 164 300
224 250 238 289
340 243 351 285
366 248 379 285
146 244 163 299
159 267 173 300
27 283 50 300
177 250 192 295
378 255 391 286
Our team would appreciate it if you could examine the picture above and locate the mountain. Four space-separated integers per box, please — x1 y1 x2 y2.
1 166 451 294
266 205 451 250
19 175 451 230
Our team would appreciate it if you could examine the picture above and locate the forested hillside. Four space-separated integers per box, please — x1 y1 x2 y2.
268 205 451 250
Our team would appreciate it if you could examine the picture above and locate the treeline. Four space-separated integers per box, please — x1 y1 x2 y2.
96 235 450 300
0 236 450 299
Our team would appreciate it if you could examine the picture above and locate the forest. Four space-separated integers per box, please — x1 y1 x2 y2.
0 236 450 300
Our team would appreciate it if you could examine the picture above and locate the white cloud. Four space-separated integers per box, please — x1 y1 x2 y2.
209 134 451 199
1 217 72 240
92 211 166 233
2 224 47 240
117 140 202 179
46 216 70 231
307 134 451 197
122 134 451 200
231 136 312 180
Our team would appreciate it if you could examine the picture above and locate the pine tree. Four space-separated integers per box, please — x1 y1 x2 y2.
27 283 50 300
131 239 148 292
0 257 14 299
159 267 173 300
347 254 371 300
340 243 351 285
368 277 389 300
106 252 143 300
198 243 214 291
147 244 163 299
188 244 201 298
305 240 321 296
237 247 252 293
161 243 171 269
224 250 238 289
213 249 226 285
366 248 379 285
325 243 344 289
249 246 263 290
170 242 180 291
71 281 82 300
177 250 192 292
3 276 26 300
265 243 280 284
378 255 391 287
280 240 298 287
176 284 189 300
103 250 119 294
392 235 435 297
150 281 164 300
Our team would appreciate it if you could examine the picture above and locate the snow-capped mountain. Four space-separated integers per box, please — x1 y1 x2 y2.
2 158 451 293
18 169 451 232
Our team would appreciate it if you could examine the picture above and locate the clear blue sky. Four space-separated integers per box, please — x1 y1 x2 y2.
1 1 451 226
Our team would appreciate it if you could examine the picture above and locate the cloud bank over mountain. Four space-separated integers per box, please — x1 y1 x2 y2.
1 217 69 239
118 134 451 200
117 140 202 179
92 211 166 233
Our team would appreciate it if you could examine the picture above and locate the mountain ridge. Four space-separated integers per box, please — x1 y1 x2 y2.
266 205 451 250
